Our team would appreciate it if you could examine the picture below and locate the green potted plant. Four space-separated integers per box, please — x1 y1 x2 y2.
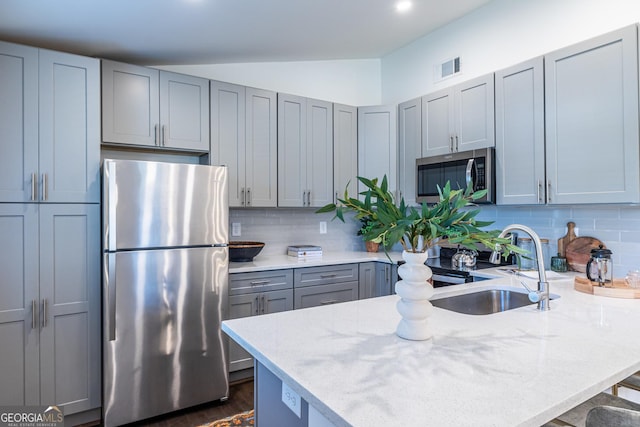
358 216 381 252
316 175 521 341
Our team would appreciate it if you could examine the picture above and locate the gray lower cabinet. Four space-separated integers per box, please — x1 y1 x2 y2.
228 270 294 372
359 262 397 299
293 264 359 309
0 203 101 414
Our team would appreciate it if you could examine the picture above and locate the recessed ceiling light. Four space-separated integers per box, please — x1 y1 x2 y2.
396 0 413 13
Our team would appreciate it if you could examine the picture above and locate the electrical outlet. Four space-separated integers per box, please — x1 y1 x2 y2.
231 223 241 237
319 221 327 234
281 382 301 418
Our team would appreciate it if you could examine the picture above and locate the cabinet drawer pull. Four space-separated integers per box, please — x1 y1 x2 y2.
455 135 459 152
250 280 270 286
320 274 337 278
320 299 338 305
241 188 245 206
547 180 552 203
450 136 454 152
247 188 251 206
154 124 159 146
255 296 259 315
162 125 166 146
261 295 266 314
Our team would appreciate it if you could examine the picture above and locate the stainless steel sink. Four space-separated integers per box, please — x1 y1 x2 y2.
431 288 556 315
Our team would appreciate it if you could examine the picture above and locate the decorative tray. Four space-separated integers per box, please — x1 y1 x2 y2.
574 277 640 299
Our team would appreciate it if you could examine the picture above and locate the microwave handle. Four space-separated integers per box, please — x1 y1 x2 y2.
465 158 476 188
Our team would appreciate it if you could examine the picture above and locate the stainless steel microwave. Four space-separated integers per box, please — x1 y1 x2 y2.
416 148 495 204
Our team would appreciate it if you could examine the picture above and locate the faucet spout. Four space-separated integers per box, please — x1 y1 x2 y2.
491 224 550 311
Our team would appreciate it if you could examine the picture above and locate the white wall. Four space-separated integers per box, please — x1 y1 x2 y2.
156 58 381 106
382 0 640 104
382 0 640 275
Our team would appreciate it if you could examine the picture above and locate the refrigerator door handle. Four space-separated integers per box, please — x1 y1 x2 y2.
106 253 117 341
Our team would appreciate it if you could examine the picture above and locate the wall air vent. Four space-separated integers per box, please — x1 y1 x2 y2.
436 56 461 81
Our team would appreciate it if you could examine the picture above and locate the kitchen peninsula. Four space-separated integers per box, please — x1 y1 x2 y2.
223 274 640 426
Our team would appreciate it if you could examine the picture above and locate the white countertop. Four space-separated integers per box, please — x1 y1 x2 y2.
229 251 402 273
223 269 640 426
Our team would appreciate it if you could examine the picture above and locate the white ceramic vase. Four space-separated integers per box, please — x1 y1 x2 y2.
395 250 434 341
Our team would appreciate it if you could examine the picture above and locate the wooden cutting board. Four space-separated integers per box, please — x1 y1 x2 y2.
574 277 640 299
557 221 577 257
565 236 605 273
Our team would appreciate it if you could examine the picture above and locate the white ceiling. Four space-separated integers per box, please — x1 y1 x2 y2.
0 0 493 65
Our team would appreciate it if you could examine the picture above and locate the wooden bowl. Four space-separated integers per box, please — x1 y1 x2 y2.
229 241 265 262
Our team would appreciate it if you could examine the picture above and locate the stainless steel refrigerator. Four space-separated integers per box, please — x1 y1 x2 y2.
102 159 229 427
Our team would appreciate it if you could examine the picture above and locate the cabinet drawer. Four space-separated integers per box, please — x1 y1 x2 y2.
294 281 358 309
229 269 293 295
294 264 358 288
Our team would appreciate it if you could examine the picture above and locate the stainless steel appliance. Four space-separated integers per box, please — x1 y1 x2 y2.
416 148 495 204
102 159 229 427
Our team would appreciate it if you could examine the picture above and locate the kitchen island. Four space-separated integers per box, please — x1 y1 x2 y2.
222 273 640 426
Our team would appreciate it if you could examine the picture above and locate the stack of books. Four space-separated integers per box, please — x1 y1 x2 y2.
287 245 322 258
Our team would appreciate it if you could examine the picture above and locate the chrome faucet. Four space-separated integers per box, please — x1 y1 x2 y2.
490 224 550 311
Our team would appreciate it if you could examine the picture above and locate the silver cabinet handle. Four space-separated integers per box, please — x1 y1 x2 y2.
450 136 454 152
32 300 37 329
254 296 259 315
547 180 552 203
455 135 459 152
241 188 245 206
247 188 251 206
320 299 338 305
250 280 270 286
41 299 48 328
537 180 543 203
302 191 306 206
162 125 166 146
320 273 337 278
335 191 338 204
261 295 266 314
31 173 37 201
42 173 48 201
154 124 159 146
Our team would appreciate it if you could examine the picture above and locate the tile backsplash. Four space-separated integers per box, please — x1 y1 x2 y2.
231 205 640 275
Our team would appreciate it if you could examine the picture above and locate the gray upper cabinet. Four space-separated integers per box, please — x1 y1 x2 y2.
278 93 333 207
333 103 358 203
545 25 639 204
0 42 100 203
495 57 545 205
357 105 397 198
102 60 209 152
398 98 422 206
211 82 278 207
422 74 495 157
0 203 101 414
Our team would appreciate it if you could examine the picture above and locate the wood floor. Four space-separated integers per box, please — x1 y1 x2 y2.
123 379 254 427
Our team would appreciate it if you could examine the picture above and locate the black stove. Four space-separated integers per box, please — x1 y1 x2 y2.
398 246 514 287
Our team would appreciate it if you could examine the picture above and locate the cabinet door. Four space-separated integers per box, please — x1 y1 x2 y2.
39 204 101 414
0 41 38 203
495 57 545 205
211 81 246 207
375 263 394 297
293 282 358 309
262 289 294 315
545 25 639 204
278 93 307 207
357 105 397 198
101 60 159 147
246 88 277 207
455 74 495 152
39 50 100 203
0 204 39 405
159 71 209 151
358 262 376 299
422 88 453 157
398 98 421 206
228 293 260 372
307 99 333 207
333 103 358 202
